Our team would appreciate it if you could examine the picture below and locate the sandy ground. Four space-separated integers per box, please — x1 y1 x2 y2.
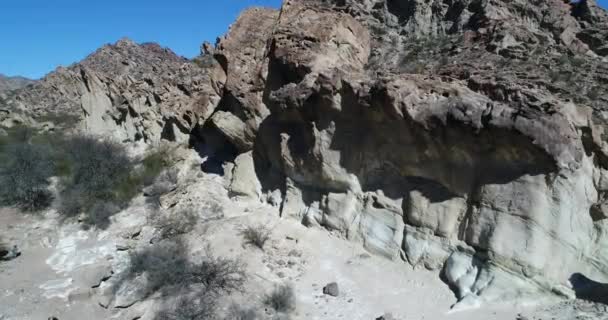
0 168 604 320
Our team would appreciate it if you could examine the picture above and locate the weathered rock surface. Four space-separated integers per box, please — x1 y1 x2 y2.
0 74 35 94
244 0 608 307
2 38 226 143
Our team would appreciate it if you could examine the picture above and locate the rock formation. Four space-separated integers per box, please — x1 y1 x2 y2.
4 0 608 310
2 38 225 143
247 0 608 307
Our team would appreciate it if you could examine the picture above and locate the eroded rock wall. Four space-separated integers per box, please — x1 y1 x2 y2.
243 0 608 307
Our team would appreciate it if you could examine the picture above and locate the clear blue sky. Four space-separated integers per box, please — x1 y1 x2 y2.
0 0 606 79
0 0 282 79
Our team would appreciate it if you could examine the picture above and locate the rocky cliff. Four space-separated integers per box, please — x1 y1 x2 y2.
6 0 608 309
229 0 608 308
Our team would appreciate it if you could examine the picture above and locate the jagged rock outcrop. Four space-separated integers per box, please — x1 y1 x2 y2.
240 0 608 307
3 38 225 143
201 8 280 152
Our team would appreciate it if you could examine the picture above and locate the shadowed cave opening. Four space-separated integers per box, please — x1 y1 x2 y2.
189 122 239 175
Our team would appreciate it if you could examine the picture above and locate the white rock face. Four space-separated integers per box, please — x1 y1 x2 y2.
228 151 263 201
246 0 608 307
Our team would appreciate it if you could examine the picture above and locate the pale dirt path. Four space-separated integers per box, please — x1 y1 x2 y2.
0 184 588 320
201 203 531 320
0 208 111 320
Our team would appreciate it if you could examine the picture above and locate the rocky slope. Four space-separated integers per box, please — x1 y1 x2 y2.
1 38 225 143
4 0 608 313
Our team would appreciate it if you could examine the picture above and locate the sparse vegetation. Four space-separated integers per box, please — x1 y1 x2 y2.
190 247 247 293
264 283 296 314
125 240 247 320
192 55 216 69
0 126 169 228
241 225 271 250
127 242 246 297
153 209 197 241
58 135 134 218
0 128 54 211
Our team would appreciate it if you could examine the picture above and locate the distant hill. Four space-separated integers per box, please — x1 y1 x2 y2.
0 74 35 93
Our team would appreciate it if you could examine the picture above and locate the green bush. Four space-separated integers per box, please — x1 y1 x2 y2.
0 127 168 227
0 139 54 211
127 241 247 320
241 225 271 250
58 135 134 217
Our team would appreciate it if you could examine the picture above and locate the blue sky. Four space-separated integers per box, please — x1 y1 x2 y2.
0 0 282 79
0 0 606 79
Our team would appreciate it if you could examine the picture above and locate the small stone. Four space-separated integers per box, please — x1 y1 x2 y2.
323 282 339 297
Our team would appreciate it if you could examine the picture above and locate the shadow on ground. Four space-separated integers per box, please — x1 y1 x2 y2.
107 237 247 319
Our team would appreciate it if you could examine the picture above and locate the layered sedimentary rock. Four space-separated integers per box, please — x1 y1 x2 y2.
244 0 608 307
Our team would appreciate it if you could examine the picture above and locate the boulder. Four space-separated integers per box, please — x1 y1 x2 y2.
228 151 262 201
323 282 340 297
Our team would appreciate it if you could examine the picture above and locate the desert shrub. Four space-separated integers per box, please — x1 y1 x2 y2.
145 168 178 196
241 225 271 250
125 241 247 320
588 86 601 101
127 240 192 294
190 247 247 294
227 303 258 320
58 135 134 216
127 242 245 298
140 148 174 184
0 126 33 149
0 140 54 211
153 208 197 241
264 283 296 314
117 148 175 206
